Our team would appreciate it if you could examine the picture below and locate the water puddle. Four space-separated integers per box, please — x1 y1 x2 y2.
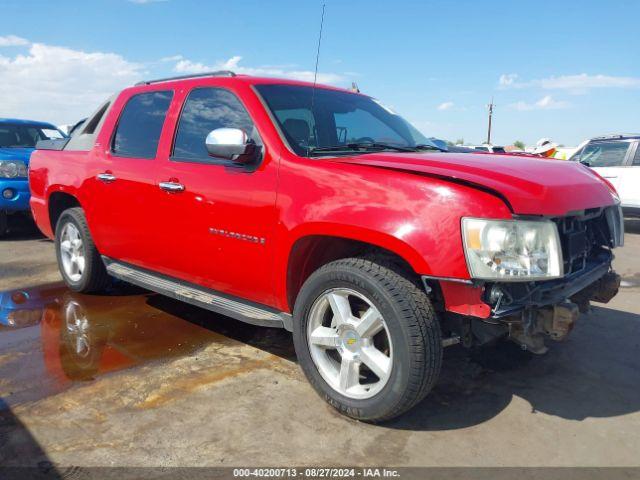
0 282 294 408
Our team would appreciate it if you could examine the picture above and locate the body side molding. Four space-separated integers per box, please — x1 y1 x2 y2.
103 257 293 331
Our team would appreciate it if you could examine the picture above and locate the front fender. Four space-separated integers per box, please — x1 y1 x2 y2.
273 157 513 312
285 222 430 273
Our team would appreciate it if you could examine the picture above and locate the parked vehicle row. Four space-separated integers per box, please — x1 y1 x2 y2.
27 71 624 421
0 118 66 236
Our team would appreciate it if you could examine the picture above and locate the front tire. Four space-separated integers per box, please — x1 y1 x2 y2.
293 257 442 422
55 207 110 293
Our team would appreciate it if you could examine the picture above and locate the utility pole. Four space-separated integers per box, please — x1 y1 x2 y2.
486 97 494 145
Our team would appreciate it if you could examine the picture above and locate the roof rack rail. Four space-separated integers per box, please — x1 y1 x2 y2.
591 133 640 140
135 70 236 86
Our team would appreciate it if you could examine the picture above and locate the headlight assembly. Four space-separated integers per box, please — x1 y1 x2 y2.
0 160 28 178
462 217 563 281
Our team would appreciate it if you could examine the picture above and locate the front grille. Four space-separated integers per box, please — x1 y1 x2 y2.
553 206 617 276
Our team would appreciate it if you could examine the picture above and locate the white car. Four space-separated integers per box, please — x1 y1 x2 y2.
462 144 506 153
570 134 640 218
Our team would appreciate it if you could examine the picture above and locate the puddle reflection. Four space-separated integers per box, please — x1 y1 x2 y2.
0 282 294 406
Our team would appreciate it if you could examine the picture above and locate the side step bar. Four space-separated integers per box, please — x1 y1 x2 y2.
103 258 293 331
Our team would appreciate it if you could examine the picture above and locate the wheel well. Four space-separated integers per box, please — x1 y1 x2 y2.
286 235 423 311
48 192 81 232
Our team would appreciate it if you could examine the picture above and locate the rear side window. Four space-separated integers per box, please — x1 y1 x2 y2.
112 91 173 158
580 141 630 167
634 143 640 166
172 87 257 162
82 102 110 135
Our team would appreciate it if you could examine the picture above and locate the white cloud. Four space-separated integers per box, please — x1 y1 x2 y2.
173 55 344 84
437 101 454 111
499 73 518 87
0 35 29 47
499 72 640 94
509 95 570 111
538 74 640 92
160 54 183 62
0 41 143 124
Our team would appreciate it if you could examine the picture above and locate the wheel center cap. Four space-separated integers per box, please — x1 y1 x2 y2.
340 329 361 353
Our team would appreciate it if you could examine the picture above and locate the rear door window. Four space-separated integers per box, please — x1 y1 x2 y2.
580 141 630 167
112 91 173 159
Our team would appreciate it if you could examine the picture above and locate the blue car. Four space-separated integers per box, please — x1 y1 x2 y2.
0 118 66 236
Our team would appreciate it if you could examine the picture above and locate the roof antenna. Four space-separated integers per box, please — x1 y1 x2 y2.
312 4 326 87
309 3 326 152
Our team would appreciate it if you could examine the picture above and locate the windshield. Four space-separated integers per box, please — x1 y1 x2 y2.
255 84 435 156
0 124 65 148
575 141 631 167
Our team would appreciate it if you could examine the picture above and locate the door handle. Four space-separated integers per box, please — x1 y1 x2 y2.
159 181 185 193
97 172 116 183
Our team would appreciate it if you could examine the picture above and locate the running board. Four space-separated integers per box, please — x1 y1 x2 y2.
103 258 292 331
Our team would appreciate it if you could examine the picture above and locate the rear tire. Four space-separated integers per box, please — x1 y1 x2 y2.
293 257 442 422
55 207 110 293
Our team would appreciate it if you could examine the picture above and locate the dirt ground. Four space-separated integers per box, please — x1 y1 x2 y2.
0 216 639 471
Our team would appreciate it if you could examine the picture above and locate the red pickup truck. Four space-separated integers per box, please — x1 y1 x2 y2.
29 71 623 421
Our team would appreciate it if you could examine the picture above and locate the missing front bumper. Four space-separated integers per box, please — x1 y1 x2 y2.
464 269 621 354
504 271 620 354
488 252 615 319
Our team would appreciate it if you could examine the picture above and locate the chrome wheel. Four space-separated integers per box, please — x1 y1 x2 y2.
307 288 393 399
64 300 91 358
60 223 85 282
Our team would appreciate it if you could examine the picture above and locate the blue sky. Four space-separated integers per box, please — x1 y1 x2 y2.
1 0 638 147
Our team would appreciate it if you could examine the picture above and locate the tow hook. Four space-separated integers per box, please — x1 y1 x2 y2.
509 302 579 355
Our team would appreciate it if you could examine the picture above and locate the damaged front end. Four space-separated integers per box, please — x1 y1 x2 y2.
491 269 620 354
485 252 621 354
436 205 624 354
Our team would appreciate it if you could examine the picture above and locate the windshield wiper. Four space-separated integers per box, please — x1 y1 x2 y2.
414 143 447 152
308 142 418 155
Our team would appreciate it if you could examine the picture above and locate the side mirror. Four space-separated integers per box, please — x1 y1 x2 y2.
205 128 257 163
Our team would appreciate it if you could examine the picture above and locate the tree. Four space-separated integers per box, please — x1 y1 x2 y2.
513 140 526 150
455 138 464 145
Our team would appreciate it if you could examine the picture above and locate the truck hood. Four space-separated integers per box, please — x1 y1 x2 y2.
332 152 616 216
0 147 34 164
